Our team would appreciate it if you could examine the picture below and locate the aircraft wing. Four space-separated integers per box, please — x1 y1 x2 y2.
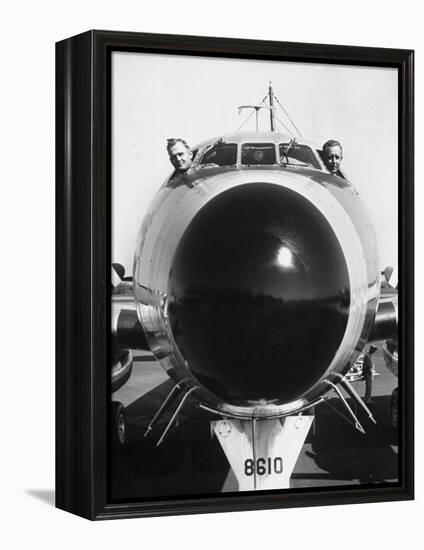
368 286 398 342
371 268 399 379
111 264 149 394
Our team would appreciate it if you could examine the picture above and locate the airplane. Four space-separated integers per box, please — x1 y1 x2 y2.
110 265 134 446
380 267 399 429
111 84 398 489
382 336 398 428
346 272 398 383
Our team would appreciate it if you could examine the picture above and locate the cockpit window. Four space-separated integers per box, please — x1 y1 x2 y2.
199 143 237 166
191 148 199 161
279 143 320 169
241 143 276 165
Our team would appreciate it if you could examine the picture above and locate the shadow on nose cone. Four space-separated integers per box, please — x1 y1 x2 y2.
168 182 350 406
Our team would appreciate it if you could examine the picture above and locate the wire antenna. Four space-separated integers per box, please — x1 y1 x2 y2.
236 84 301 136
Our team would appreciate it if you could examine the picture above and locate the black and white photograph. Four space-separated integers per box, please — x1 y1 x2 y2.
4 0 422 546
110 50 401 501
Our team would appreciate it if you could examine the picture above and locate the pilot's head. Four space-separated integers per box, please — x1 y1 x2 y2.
322 140 343 175
167 138 193 174
253 149 264 163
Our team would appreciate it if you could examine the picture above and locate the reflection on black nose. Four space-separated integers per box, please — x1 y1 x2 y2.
168 182 350 406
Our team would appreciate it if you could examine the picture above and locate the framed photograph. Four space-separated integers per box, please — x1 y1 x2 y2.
56 30 414 520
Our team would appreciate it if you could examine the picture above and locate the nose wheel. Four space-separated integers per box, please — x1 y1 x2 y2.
111 401 127 447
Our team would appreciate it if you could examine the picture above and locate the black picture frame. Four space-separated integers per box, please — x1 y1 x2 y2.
56 30 414 520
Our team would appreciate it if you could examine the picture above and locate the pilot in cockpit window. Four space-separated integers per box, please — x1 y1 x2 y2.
167 138 193 178
241 143 276 165
321 139 344 178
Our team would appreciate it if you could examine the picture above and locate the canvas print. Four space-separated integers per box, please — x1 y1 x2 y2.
110 51 398 501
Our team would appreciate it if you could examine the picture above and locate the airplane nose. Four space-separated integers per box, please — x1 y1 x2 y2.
167 182 350 406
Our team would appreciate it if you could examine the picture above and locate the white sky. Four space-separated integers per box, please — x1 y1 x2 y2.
112 52 398 275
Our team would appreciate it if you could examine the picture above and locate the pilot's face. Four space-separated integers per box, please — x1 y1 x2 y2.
324 145 343 174
168 142 193 173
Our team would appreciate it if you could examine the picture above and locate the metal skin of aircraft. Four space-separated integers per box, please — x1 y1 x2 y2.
110 87 398 489
381 273 399 430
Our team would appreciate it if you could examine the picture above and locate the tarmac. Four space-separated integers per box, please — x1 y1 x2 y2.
110 342 398 501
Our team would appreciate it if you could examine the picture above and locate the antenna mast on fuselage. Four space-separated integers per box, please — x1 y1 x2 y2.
236 82 302 136
269 82 275 132
237 82 277 132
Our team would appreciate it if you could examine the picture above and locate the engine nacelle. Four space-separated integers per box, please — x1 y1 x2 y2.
134 165 380 418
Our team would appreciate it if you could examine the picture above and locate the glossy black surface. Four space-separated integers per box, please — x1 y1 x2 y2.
168 183 350 406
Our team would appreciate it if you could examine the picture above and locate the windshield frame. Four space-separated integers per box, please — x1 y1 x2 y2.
193 135 326 171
